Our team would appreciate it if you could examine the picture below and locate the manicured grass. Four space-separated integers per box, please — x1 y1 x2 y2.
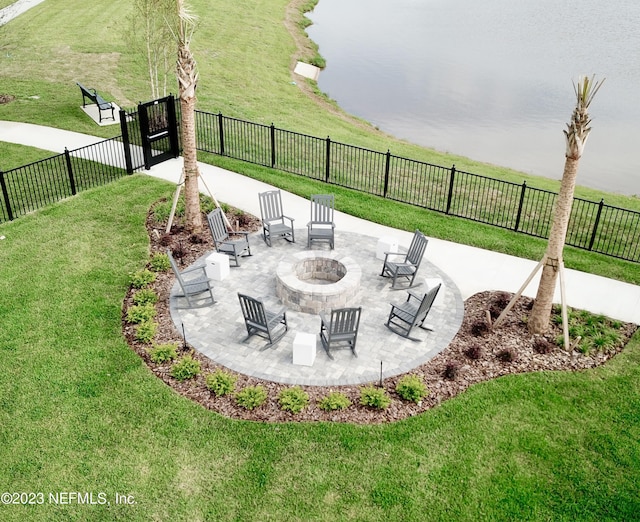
0 176 639 521
1 0 640 209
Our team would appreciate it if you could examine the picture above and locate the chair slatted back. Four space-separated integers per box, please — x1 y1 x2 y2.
238 293 267 326
259 190 284 223
167 250 187 290
407 230 428 267
207 208 229 243
415 284 441 324
310 194 334 225
328 307 361 336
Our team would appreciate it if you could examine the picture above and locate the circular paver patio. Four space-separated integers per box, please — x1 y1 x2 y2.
169 229 464 386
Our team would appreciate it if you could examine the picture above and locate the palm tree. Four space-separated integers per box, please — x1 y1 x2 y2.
527 75 605 334
176 0 202 233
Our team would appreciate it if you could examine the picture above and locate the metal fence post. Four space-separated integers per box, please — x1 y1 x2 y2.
445 164 456 214
383 150 391 198
0 171 14 221
588 199 605 251
270 123 276 167
514 181 527 231
325 136 331 183
119 109 134 174
218 112 225 156
65 148 77 196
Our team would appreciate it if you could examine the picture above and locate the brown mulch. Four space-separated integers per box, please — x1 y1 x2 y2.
121 202 637 424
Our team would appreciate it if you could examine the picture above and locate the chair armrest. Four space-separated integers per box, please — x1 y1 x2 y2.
383 251 408 263
282 215 295 225
407 290 423 301
181 263 206 275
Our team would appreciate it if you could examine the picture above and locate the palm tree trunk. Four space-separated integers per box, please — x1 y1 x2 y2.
528 157 579 333
176 0 202 234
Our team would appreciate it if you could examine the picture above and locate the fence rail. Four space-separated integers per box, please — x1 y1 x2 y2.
1 103 639 264
0 137 128 222
194 110 640 263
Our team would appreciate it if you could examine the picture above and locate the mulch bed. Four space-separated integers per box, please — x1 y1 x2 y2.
121 202 637 424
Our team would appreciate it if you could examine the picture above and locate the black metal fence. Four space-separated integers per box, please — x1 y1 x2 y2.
2 102 639 264
194 110 640 263
0 137 129 222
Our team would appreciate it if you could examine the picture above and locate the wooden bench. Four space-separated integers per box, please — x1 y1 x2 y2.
76 82 115 122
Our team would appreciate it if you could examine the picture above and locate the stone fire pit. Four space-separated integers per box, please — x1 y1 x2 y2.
275 251 361 314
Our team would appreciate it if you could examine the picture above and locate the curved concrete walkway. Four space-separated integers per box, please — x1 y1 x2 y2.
2 121 640 327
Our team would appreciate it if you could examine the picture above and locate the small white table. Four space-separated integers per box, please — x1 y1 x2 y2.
376 236 399 261
292 332 316 366
205 252 230 281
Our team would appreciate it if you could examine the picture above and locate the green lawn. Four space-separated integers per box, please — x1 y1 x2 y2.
0 2 639 519
0 176 638 521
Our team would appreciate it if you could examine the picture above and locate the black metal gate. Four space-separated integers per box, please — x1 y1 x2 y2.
137 95 180 170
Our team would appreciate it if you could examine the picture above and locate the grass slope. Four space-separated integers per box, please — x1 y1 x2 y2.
0 176 638 521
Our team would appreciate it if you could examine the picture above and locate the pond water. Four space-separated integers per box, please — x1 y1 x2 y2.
306 0 640 195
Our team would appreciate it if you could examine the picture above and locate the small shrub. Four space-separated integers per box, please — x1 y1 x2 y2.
489 292 511 319
205 369 238 396
318 391 352 411
497 348 517 363
395 375 428 403
132 288 158 306
442 362 460 380
235 385 268 410
147 342 178 363
126 303 157 324
172 242 187 260
171 355 201 381
159 233 172 247
149 252 171 272
464 344 483 360
189 233 204 245
470 320 489 337
359 385 391 410
278 386 310 414
130 269 156 289
533 338 554 354
135 320 158 344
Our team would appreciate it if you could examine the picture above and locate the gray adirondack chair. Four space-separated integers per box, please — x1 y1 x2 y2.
307 194 335 249
258 190 295 246
385 284 441 341
380 229 428 288
206 207 251 267
168 250 215 308
319 307 362 360
237 293 288 347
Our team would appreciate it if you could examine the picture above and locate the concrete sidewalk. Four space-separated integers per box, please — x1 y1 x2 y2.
2 120 639 324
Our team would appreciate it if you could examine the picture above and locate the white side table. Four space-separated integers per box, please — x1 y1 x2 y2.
206 252 230 281
376 236 398 261
292 332 316 366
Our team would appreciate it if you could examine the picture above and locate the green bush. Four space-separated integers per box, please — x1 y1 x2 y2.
135 320 158 344
130 269 157 289
235 385 268 410
171 355 202 381
132 288 158 306
277 386 309 414
147 342 178 364
359 385 391 410
317 391 352 412
126 303 157 324
395 375 428 403
149 252 171 272
205 369 238 396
